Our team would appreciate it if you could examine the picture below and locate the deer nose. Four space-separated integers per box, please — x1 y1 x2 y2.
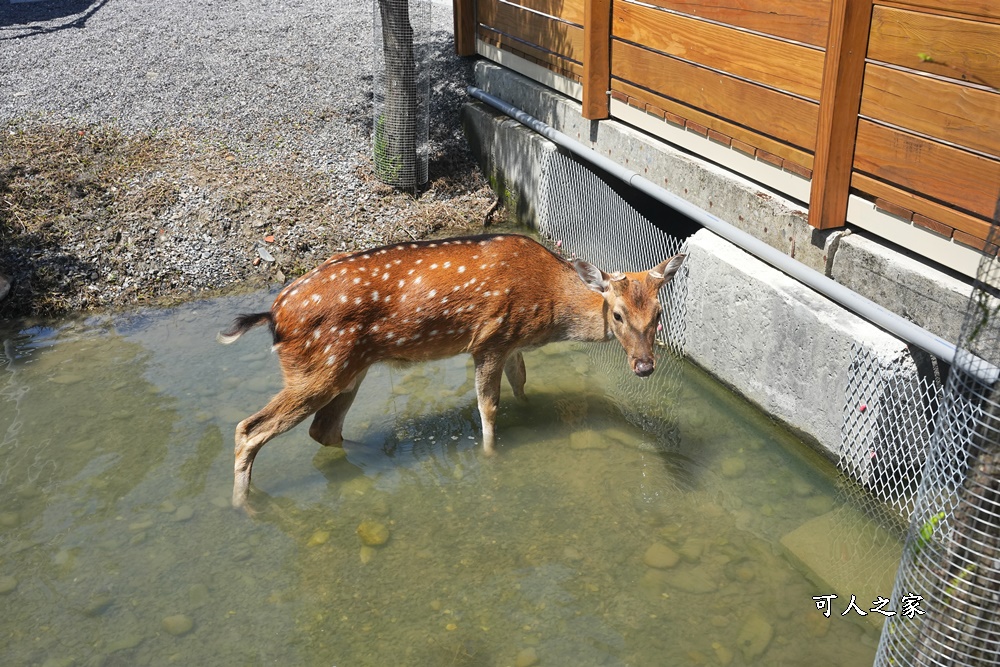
634 358 655 377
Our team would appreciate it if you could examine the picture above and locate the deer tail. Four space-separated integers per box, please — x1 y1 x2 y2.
217 312 275 345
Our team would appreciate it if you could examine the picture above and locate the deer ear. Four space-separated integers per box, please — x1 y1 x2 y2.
572 258 610 293
647 254 686 287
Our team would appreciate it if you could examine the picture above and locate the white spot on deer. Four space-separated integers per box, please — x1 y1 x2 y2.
342 360 350 369
407 269 415 275
481 264 487 270
313 329 321 339
291 288 300 296
401 294 407 302
414 276 422 285
443 308 450 315
393 259 401 265
458 265 466 273
453 285 460 292
353 277 361 284
469 277 477 285
496 316 505 325
372 290 380 301
428 289 437 298
382 272 389 280
532 304 539 312
384 294 392 303
386 332 395 339
324 344 332 354
378 249 387 255
363 254 370 259
311 294 322 303
410 244 418 249
504 288 511 294
327 354 337 366
340 294 347 303
441 297 449 304
472 254 479 259
483 291 492 297
416 259 423 265
429 330 439 337
371 324 380 332
443 261 451 268
398 279 405 288
395 245 403 251
430 263 438 269
354 297 362 305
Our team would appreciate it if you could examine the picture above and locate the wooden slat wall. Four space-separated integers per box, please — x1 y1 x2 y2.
637 0 832 47
609 1 821 173
476 0 586 81
467 0 1000 255
857 3 1000 249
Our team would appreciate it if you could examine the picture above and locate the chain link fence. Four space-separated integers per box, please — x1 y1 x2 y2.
874 222 1000 667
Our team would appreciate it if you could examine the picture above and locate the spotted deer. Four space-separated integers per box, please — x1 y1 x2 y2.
219 234 685 509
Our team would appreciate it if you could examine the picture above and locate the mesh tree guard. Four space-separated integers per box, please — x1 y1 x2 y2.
373 0 429 189
875 220 1000 667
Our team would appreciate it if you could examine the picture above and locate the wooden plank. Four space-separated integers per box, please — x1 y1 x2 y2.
505 0 586 25
854 119 1000 220
478 28 584 79
583 0 612 119
637 0 831 47
861 64 1000 158
611 39 818 150
809 0 873 230
477 0 584 61
454 0 476 56
852 173 995 241
613 2 824 100
881 0 1000 22
868 6 1000 90
610 78 815 168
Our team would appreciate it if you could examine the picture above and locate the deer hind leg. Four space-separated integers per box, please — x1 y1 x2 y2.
309 367 369 446
474 352 507 457
504 351 527 402
233 386 336 509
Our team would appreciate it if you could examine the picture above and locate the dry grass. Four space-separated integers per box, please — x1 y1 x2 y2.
0 121 499 318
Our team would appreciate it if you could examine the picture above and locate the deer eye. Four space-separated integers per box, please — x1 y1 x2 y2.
613 311 624 323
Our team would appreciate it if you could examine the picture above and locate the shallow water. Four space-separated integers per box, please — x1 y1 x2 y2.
0 292 888 666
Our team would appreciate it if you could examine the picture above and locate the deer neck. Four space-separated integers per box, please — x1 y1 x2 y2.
552 281 611 343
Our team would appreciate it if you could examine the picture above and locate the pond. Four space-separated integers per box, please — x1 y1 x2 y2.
0 290 890 666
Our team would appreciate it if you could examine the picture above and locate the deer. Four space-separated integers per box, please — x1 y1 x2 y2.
219 234 685 510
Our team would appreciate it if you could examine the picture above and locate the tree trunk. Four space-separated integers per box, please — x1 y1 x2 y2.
376 0 418 189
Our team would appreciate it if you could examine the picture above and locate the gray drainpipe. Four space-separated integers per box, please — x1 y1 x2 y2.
467 85 997 384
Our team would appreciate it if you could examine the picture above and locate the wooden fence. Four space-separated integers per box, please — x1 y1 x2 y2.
456 0 1000 261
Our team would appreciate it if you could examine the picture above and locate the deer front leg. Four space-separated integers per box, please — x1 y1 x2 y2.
474 352 507 457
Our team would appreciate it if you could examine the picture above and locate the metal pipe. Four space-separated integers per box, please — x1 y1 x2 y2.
467 86 997 383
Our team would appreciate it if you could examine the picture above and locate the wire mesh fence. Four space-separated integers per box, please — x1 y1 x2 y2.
874 223 1000 667
373 0 429 189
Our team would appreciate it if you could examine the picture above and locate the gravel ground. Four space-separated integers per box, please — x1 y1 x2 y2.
0 0 496 317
